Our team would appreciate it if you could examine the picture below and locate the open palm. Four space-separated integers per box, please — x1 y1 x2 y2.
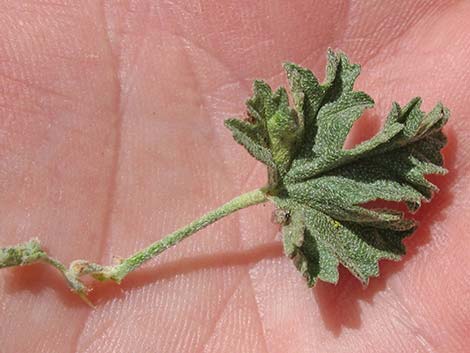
1 1 469 352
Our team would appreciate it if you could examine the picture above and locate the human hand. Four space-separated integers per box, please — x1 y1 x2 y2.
1 1 468 352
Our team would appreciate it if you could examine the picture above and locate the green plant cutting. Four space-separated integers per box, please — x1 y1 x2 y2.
0 49 450 306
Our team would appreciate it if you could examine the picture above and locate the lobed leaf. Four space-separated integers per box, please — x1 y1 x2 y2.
226 49 449 286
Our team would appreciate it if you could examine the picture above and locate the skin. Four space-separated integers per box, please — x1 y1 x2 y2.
0 0 469 352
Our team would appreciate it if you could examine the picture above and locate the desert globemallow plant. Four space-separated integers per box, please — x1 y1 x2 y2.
0 49 450 305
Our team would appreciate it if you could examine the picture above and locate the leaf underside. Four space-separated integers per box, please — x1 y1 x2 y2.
225 49 449 286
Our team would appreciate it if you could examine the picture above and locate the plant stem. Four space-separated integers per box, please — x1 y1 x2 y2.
109 187 268 282
0 187 269 302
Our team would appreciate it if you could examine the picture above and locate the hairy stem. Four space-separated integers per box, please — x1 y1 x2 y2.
0 188 269 303
109 188 268 281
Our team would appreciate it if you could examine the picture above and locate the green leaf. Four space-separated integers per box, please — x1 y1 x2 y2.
226 49 449 286
225 80 304 178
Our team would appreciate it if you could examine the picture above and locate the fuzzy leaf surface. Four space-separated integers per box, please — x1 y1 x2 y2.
225 49 449 286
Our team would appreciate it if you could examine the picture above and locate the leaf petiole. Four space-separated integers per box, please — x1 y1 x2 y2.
108 187 269 282
0 188 269 304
